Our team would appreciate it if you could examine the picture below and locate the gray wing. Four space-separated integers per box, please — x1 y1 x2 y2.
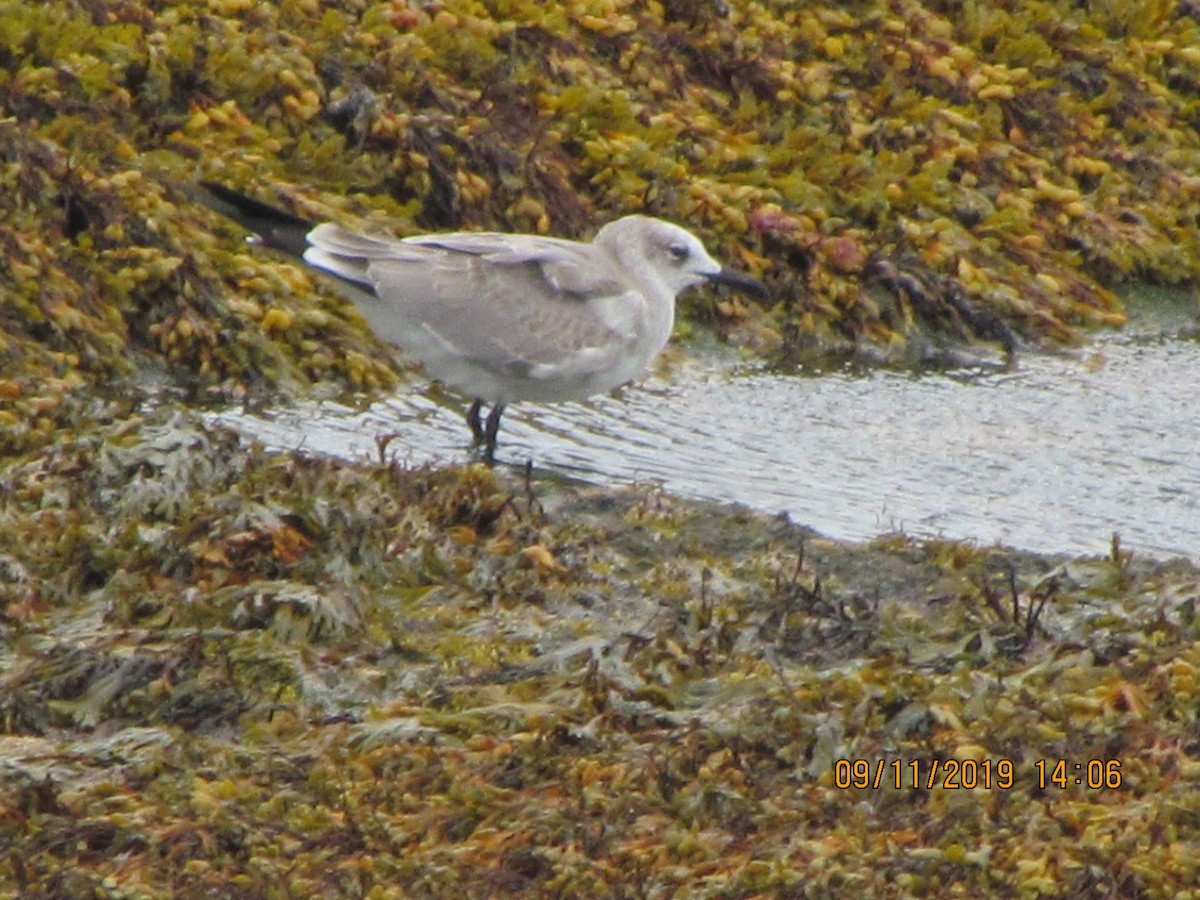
401 232 626 296
304 224 641 385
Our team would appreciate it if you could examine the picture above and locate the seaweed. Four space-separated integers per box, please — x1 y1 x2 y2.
4 2 1200 895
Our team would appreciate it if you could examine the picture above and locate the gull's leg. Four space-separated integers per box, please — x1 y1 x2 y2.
482 403 506 465
467 399 486 446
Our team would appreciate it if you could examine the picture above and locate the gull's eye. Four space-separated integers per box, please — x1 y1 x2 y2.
667 243 690 262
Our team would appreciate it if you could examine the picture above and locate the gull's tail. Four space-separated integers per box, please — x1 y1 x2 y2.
195 182 314 259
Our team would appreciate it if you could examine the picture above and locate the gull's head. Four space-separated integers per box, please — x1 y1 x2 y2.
595 216 768 300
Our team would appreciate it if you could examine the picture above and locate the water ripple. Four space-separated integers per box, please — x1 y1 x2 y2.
209 333 1200 559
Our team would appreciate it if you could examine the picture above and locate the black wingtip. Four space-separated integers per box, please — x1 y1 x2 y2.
195 182 315 258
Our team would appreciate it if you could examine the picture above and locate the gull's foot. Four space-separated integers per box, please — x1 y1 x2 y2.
465 400 505 466
467 399 486 446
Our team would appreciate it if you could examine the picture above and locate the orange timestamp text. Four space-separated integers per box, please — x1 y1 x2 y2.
834 758 1123 791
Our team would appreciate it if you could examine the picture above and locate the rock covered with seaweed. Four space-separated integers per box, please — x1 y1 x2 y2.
3 0 1200 442
4 407 1200 896
5 2 1200 896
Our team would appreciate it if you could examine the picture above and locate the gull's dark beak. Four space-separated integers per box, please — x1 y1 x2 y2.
707 267 770 301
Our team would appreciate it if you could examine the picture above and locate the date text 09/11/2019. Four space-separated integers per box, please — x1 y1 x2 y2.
833 758 1123 791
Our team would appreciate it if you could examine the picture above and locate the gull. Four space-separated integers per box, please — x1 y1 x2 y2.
198 182 768 463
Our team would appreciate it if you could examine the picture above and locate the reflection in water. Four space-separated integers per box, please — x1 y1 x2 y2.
210 333 1200 559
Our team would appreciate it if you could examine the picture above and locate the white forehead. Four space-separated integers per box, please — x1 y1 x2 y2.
658 221 711 255
597 216 720 272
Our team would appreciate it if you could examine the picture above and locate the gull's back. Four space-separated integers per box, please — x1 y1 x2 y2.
305 218 682 404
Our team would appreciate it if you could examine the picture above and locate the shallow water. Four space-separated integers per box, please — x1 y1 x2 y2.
210 312 1200 560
